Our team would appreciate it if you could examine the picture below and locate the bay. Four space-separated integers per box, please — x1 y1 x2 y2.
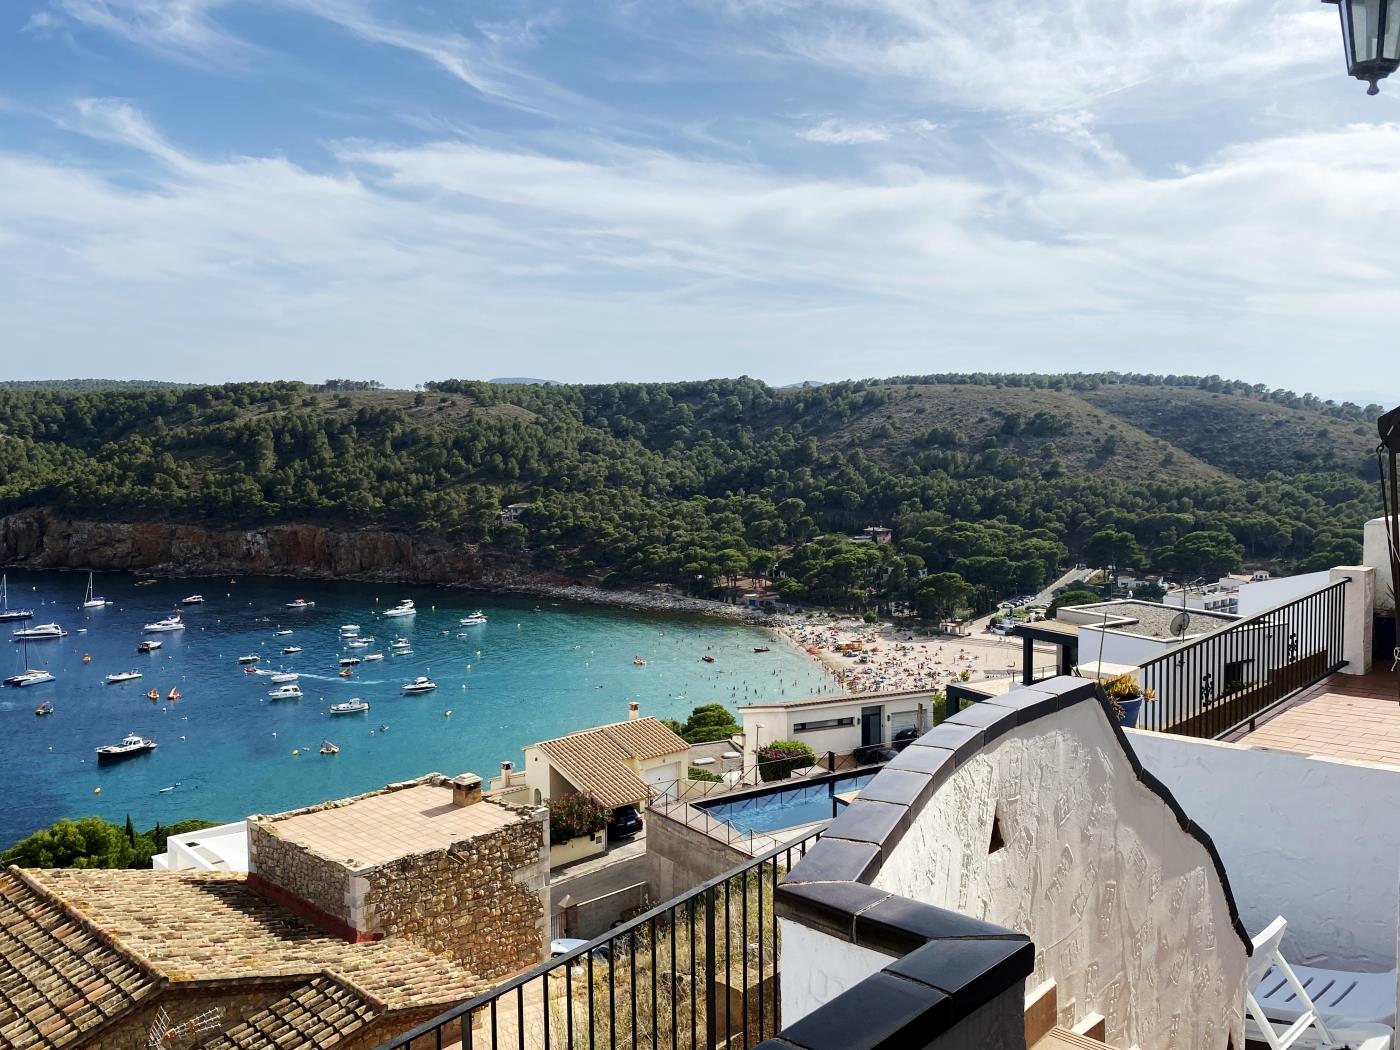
0 570 834 848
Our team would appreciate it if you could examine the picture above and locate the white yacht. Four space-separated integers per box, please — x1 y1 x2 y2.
0 575 33 623
383 600 416 618
237 653 260 664
82 572 112 609
362 652 384 661
104 671 143 684
96 734 156 762
286 598 315 609
402 676 437 694
459 611 488 626
389 638 412 650
143 616 185 633
282 645 303 654
347 638 373 649
13 623 66 640
269 671 299 684
4 669 54 688
267 684 303 700
330 699 370 715
339 656 361 667
182 594 205 605
138 640 162 653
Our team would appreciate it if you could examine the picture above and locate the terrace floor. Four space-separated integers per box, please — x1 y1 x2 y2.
1232 664 1400 766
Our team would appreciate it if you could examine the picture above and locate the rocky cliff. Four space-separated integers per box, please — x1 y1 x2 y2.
0 510 488 584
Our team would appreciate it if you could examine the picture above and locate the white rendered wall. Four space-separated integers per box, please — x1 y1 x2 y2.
157 820 249 871
1234 571 1331 617
875 703 1248 1050
1365 517 1395 613
778 918 894 1025
1131 729 1400 972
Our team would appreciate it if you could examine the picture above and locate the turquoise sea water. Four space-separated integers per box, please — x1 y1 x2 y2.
0 571 833 848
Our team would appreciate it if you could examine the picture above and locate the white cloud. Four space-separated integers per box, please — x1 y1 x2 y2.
801 119 891 144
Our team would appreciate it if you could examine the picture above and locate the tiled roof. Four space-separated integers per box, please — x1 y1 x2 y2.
194 975 378 1050
26 869 487 1011
0 868 160 1049
535 716 688 809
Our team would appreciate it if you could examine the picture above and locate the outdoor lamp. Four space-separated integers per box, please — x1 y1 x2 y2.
1324 0 1400 94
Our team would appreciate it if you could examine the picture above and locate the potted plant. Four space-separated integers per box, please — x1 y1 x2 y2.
1101 673 1154 728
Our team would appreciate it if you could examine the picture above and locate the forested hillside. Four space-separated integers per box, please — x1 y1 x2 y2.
0 373 1385 614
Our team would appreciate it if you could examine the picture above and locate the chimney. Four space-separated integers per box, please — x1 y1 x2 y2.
450 773 483 807
500 760 514 775
628 701 640 720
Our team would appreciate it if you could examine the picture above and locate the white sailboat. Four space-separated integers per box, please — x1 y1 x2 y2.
0 575 34 623
82 572 112 609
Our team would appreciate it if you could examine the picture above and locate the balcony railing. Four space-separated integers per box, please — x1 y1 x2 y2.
1135 580 1348 739
377 830 821 1050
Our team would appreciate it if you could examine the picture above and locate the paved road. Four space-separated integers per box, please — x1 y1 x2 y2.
966 566 1092 633
551 844 649 904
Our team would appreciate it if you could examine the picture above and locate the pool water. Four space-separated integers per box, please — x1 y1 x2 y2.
697 770 881 835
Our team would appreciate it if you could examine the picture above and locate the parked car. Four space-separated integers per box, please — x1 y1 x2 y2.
892 727 920 751
854 744 898 764
607 803 644 841
550 938 613 965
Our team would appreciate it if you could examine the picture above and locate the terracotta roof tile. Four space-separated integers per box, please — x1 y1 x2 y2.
534 716 687 809
597 717 690 761
194 975 378 1050
0 868 160 1049
26 870 487 1012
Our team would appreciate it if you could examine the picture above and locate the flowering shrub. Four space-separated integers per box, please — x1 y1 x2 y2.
547 792 609 844
757 740 818 783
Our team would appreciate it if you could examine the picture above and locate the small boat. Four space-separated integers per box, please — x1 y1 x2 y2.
274 629 292 636
286 598 315 609
268 684 302 700
383 600 416 618
269 671 299 684
167 688 181 701
4 669 55 687
320 739 340 755
147 688 160 701
753 647 771 653
138 640 162 653
13 623 66 640
83 654 91 664
459 611 488 626
330 699 369 715
701 655 715 663
363 652 384 661
0 575 34 623
182 594 205 605
282 646 303 654
339 624 360 635
243 666 258 675
338 668 353 679
159 784 177 793
402 676 437 694
389 638 412 650
632 656 647 666
134 577 158 587
105 671 143 684
347 638 373 648
34 701 53 716
82 572 112 609
339 656 361 667
96 733 157 762
238 654 261 664
143 616 185 633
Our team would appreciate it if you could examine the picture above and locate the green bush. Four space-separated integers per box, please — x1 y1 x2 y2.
688 766 724 783
677 703 740 744
757 740 818 782
547 793 609 844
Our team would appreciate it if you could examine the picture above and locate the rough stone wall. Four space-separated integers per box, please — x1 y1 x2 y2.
88 980 302 1050
247 821 353 928
360 811 548 980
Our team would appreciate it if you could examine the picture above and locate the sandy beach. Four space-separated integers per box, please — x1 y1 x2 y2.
775 619 1060 694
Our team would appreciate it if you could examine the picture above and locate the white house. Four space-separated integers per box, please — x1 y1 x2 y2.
150 820 249 872
738 688 938 770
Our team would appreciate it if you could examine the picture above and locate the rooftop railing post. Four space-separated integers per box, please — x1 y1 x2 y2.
704 885 718 1049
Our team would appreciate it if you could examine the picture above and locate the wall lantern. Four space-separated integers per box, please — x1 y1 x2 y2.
1323 0 1400 94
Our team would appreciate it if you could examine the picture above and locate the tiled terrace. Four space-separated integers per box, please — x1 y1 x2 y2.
1232 665 1400 766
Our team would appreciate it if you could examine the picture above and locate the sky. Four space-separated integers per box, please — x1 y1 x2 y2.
1 0 1398 403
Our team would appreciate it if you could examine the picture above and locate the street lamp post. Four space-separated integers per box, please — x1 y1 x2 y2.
1323 0 1400 94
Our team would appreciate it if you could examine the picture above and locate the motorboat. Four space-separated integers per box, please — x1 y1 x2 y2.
0 575 33 623
104 671 143 684
138 640 162 653
286 598 315 609
238 654 261 664
383 600 416 618
459 611 487 626
330 699 369 715
753 647 771 653
267 684 303 700
34 701 52 716
82 572 112 609
347 638 372 649
632 656 647 666
13 623 66 640
282 646 303 654
319 739 340 755
274 630 292 636
339 656 361 667
146 689 160 700
96 733 156 762
143 616 185 633
4 669 54 688
243 666 258 675
339 624 360 635
701 655 715 663
402 676 437 694
269 671 299 684
390 648 414 656
182 594 205 605
133 577 158 587
362 652 384 661
389 638 412 650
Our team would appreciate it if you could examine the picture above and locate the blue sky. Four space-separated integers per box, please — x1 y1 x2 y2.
1 0 1397 402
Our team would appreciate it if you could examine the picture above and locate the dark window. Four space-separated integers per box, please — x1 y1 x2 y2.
793 716 855 732
1224 658 1252 690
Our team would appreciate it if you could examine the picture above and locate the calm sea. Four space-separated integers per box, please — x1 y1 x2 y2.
0 570 832 848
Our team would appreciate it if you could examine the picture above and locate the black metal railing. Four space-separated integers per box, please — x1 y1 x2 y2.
1134 580 1348 739
377 830 822 1050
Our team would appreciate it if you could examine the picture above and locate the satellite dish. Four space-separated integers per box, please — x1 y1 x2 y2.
1169 611 1190 638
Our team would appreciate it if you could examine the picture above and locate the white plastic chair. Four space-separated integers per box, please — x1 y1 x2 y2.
1248 917 1339 1050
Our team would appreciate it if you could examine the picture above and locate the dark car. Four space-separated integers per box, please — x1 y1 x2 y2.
892 727 921 751
854 744 898 765
608 803 644 841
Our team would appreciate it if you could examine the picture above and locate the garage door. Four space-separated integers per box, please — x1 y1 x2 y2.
890 710 921 736
646 762 682 792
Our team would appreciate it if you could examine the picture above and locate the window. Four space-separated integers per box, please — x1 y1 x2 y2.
1224 658 1252 691
793 716 855 732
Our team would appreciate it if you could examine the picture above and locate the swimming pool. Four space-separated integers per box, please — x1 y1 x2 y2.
696 770 881 836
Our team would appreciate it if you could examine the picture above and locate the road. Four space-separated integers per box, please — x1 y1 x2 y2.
966 566 1093 633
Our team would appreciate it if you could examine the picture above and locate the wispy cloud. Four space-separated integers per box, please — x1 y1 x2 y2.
801 119 890 144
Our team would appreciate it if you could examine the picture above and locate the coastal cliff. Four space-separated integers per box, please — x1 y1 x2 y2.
0 509 486 584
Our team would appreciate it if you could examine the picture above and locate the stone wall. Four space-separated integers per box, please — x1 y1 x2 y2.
360 808 549 980
247 820 354 933
90 979 303 1050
